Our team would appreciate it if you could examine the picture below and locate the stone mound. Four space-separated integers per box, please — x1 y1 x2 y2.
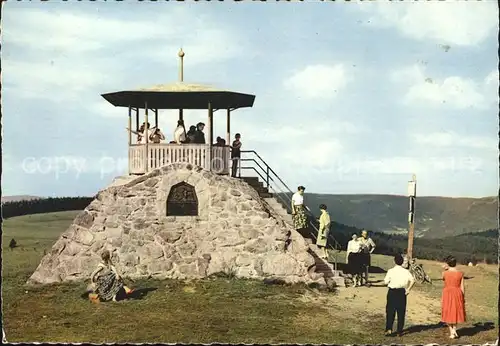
28 163 316 285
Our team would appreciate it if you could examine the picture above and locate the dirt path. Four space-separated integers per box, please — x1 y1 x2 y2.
297 275 441 326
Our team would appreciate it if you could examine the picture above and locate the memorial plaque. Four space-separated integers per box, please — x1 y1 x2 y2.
166 182 198 216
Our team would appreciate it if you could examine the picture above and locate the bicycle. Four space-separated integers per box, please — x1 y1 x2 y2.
407 258 432 284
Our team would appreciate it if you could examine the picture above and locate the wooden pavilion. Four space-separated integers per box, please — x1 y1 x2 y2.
101 49 255 175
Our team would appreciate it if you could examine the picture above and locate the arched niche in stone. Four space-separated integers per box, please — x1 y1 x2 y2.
166 181 198 216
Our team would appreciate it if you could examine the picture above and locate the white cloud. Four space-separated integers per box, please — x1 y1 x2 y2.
283 64 349 100
413 132 497 150
341 155 486 177
484 70 499 87
2 7 252 106
392 65 491 109
357 1 497 46
284 140 344 168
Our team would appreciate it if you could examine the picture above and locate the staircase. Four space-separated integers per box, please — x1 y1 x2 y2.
241 176 345 288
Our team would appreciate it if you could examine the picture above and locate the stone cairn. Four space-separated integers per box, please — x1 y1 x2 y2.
28 163 318 285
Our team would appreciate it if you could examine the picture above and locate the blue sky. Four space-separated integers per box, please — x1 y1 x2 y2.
2 1 498 198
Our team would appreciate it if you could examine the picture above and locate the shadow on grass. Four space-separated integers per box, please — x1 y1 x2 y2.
80 287 158 301
369 266 387 274
403 321 495 337
404 322 446 334
367 279 385 287
457 322 495 336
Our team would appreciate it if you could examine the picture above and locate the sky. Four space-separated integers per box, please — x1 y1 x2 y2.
2 1 499 198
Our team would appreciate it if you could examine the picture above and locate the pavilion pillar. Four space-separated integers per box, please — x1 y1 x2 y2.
128 106 132 146
226 109 231 145
178 49 185 124
154 109 158 128
208 102 213 171
128 106 132 175
144 103 149 173
135 108 139 132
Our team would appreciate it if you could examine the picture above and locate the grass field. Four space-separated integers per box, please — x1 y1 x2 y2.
2 211 498 343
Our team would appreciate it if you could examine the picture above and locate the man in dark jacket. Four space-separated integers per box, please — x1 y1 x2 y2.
231 133 242 177
194 122 206 144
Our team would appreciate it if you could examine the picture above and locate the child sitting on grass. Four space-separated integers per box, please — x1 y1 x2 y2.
89 250 133 302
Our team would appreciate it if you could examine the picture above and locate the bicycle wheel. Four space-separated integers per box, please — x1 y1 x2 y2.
415 264 431 283
413 265 425 283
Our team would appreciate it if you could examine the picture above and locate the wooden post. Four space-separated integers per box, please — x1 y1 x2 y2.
208 102 213 171
226 109 231 145
128 106 132 175
407 174 417 259
144 104 149 173
135 108 139 132
128 106 132 146
154 109 158 129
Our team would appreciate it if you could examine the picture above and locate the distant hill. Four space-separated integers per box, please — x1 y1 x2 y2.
1 195 42 203
279 193 497 238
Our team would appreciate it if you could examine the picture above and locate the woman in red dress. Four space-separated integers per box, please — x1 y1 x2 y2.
441 256 466 339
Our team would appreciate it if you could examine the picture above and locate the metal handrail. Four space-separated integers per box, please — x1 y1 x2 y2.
239 151 343 256
240 167 298 219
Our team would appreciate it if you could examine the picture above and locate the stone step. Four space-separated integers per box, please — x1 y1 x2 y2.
264 198 289 214
325 276 346 288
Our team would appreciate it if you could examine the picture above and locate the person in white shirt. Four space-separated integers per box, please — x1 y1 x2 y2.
173 120 187 144
291 186 307 230
126 122 156 144
358 230 376 285
346 234 363 287
384 254 415 337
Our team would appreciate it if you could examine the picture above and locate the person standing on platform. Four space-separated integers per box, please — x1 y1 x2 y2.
173 120 187 144
194 122 206 144
186 125 197 143
230 133 242 177
384 254 415 337
359 229 376 285
316 204 331 259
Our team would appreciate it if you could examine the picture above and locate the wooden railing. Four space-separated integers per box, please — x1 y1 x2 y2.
129 144 230 175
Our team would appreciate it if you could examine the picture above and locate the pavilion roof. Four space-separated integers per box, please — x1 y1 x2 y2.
101 82 255 110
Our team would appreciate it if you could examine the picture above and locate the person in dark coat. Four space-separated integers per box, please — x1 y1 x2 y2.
230 133 242 177
194 122 206 144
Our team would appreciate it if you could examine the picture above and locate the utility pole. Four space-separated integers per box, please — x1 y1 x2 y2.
407 174 417 259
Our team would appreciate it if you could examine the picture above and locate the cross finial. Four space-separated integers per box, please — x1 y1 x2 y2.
178 48 185 82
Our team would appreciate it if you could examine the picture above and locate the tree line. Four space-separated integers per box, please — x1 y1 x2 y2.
2 196 496 264
2 197 94 219
318 220 497 265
